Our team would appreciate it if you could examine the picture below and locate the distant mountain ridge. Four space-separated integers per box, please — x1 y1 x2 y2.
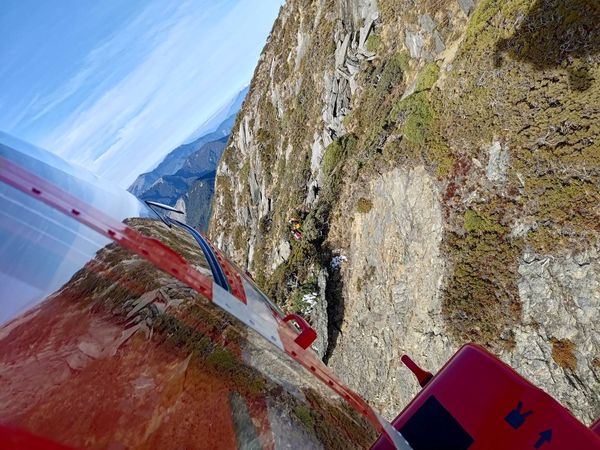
128 115 234 197
184 86 249 144
137 136 227 205
127 86 248 231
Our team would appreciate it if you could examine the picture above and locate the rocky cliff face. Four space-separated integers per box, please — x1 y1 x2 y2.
209 0 600 424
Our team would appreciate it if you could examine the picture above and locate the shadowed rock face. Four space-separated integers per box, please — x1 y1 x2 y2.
208 0 600 425
0 219 378 449
181 174 217 231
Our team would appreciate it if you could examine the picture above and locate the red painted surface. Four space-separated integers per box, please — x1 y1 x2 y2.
283 313 318 349
0 294 239 450
400 355 433 388
0 155 399 445
592 417 600 436
0 423 75 450
371 345 600 450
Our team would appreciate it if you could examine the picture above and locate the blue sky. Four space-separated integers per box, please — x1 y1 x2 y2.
0 0 282 187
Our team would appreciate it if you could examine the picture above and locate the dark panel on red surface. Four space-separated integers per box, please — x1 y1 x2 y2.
399 396 473 450
592 417 600 436
371 344 600 450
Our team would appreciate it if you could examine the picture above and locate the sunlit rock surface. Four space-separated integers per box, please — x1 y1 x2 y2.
209 0 600 423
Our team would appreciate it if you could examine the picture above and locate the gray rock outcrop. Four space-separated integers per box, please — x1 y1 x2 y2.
511 250 600 424
328 167 450 418
209 0 600 427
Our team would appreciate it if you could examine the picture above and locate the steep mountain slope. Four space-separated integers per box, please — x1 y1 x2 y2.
138 137 227 204
129 116 235 197
128 88 249 231
209 0 599 423
137 137 227 230
179 174 218 233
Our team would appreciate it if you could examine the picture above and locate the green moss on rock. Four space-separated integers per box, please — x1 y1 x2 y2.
366 34 381 53
356 197 373 214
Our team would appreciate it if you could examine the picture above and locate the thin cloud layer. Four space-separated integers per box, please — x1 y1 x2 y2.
0 0 283 187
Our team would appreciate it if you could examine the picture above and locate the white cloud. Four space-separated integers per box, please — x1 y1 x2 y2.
3 93 42 132
38 0 281 188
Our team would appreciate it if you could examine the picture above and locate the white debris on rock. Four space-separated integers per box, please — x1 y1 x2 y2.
301 292 318 315
330 255 347 270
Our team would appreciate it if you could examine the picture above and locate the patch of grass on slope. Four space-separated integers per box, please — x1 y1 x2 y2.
437 0 600 350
